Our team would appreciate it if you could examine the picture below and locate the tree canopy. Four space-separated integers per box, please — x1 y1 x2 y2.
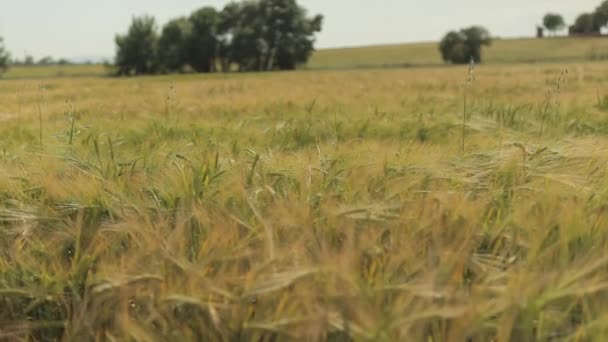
115 16 159 75
569 1 608 34
157 17 192 73
543 13 566 35
187 7 220 73
0 37 9 74
595 0 608 29
439 26 491 64
572 13 602 34
114 0 323 75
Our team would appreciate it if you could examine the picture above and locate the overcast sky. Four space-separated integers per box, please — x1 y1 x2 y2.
0 0 601 60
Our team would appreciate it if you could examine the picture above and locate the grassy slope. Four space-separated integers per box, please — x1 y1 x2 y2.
3 63 608 339
4 64 107 79
307 37 608 69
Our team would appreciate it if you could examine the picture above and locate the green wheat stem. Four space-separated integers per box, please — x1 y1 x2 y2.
37 102 43 147
462 93 467 153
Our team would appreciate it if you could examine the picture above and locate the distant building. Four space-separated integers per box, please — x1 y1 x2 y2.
536 26 544 38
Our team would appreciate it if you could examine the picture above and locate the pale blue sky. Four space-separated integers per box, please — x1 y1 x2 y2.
0 0 601 60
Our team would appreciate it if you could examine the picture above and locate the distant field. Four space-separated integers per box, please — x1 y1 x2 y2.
307 37 608 69
4 64 107 79
5 37 608 80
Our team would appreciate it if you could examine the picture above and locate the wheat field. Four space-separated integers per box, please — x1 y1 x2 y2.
2 62 608 340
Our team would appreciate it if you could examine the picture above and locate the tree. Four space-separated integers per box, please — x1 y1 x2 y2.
38 56 55 65
439 26 491 64
0 38 9 73
222 1 267 71
572 13 601 34
543 13 566 36
258 0 323 70
114 16 159 76
158 17 192 73
439 32 467 64
216 2 249 72
186 7 220 73
24 55 35 66
595 0 608 30
219 0 323 71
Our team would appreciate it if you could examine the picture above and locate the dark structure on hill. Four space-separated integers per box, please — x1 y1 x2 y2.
536 26 544 38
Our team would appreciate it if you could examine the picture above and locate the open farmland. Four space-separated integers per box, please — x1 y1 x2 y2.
7 37 608 81
3 64 107 80
308 37 608 69
4 62 608 340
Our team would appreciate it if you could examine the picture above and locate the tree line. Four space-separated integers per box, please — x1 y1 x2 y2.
571 0 608 34
114 0 323 76
12 56 77 66
438 0 608 65
0 38 9 73
540 1 608 35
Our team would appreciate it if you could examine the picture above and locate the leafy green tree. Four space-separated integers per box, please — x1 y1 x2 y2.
572 13 601 34
224 1 267 71
595 0 608 29
114 16 159 75
38 56 55 65
216 2 250 72
439 26 491 64
0 38 10 73
258 0 323 70
461 27 491 62
158 17 192 73
543 13 566 36
186 7 220 73
220 0 323 71
439 32 467 64
24 55 35 66
112 0 323 74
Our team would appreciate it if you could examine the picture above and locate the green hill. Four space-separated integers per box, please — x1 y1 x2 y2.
307 37 608 69
4 64 107 79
